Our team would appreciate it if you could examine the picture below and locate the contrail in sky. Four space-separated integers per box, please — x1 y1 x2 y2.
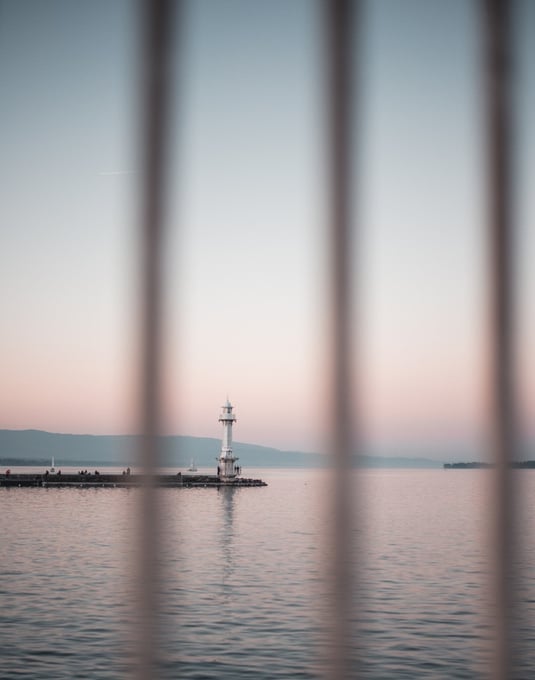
98 170 136 176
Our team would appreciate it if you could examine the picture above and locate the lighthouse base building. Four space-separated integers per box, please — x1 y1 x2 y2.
216 399 241 482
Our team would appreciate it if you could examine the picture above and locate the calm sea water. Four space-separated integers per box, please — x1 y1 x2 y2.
1 468 535 679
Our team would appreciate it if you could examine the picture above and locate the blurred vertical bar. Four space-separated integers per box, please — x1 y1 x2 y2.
325 1 358 677
483 1 515 678
136 0 175 678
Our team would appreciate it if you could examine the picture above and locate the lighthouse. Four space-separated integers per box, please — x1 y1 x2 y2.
217 399 240 482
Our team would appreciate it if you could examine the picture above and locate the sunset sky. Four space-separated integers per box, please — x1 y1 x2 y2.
0 1 533 458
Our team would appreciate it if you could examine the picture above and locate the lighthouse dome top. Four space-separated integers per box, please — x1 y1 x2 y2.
219 398 236 424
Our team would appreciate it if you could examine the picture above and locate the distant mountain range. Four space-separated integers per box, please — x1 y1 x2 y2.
0 429 443 469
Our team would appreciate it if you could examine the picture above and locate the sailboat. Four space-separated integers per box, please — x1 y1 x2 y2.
187 458 198 472
48 457 57 474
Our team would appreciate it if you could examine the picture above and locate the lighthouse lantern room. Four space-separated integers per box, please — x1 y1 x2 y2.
217 399 241 482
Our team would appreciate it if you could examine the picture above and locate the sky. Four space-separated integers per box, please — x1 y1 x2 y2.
0 0 533 459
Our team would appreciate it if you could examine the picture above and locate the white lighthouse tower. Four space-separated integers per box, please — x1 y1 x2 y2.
217 399 240 482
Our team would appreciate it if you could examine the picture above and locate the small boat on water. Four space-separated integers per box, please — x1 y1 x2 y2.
187 459 198 472
48 457 57 474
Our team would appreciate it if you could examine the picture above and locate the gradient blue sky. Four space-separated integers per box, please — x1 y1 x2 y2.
0 1 533 458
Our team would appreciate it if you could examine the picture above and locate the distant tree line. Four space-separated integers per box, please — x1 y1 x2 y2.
444 461 535 469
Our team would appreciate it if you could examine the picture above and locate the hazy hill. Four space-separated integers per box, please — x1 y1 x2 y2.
0 429 442 468
0 430 323 468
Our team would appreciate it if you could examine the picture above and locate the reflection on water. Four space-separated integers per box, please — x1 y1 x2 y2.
218 487 236 605
1 469 535 678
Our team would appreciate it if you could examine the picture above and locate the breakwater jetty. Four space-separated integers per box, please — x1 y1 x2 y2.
1 401 269 489
0 472 267 488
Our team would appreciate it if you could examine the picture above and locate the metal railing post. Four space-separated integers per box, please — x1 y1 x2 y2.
483 1 516 677
325 1 359 677
136 1 176 678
